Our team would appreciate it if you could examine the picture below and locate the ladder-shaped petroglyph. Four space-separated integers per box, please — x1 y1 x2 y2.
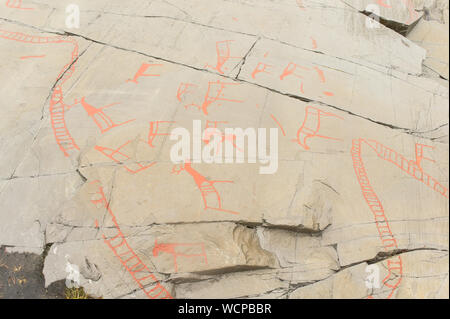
0 29 80 156
351 138 447 298
89 181 172 299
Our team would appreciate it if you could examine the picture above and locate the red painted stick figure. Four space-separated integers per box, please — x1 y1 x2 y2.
95 141 156 174
80 97 135 134
294 106 343 150
126 63 162 84
172 161 239 215
152 240 208 272
205 40 241 74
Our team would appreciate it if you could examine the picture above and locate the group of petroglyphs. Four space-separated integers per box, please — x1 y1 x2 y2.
1 0 448 299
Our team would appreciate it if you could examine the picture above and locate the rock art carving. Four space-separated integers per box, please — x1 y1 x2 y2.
172 161 239 215
152 240 208 272
89 181 172 299
0 29 79 156
294 106 344 150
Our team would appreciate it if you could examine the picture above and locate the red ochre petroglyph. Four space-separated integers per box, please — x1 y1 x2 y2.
351 139 402 299
89 181 172 299
414 143 435 170
152 240 208 272
203 120 244 155
80 97 135 134
172 161 239 215
280 62 309 81
5 0 33 10
352 139 449 298
205 40 242 74
0 29 80 157
126 63 162 84
359 139 448 198
95 141 156 174
20 54 45 59
177 83 197 102
146 121 176 148
251 62 272 79
183 80 243 116
294 106 344 150
279 62 333 96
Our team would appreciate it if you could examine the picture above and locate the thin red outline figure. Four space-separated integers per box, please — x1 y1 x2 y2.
205 40 241 74
351 139 402 299
352 139 449 297
146 121 176 148
294 106 344 150
172 161 239 215
280 62 310 94
251 62 272 79
363 139 448 198
89 181 172 299
415 143 435 170
203 120 244 155
269 114 286 137
152 240 208 272
280 62 309 80
185 80 243 116
80 97 135 134
20 55 45 59
126 63 162 84
5 0 33 10
0 29 80 157
176 83 197 102
95 141 156 174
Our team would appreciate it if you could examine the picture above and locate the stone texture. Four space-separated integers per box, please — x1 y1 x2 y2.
0 0 448 299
